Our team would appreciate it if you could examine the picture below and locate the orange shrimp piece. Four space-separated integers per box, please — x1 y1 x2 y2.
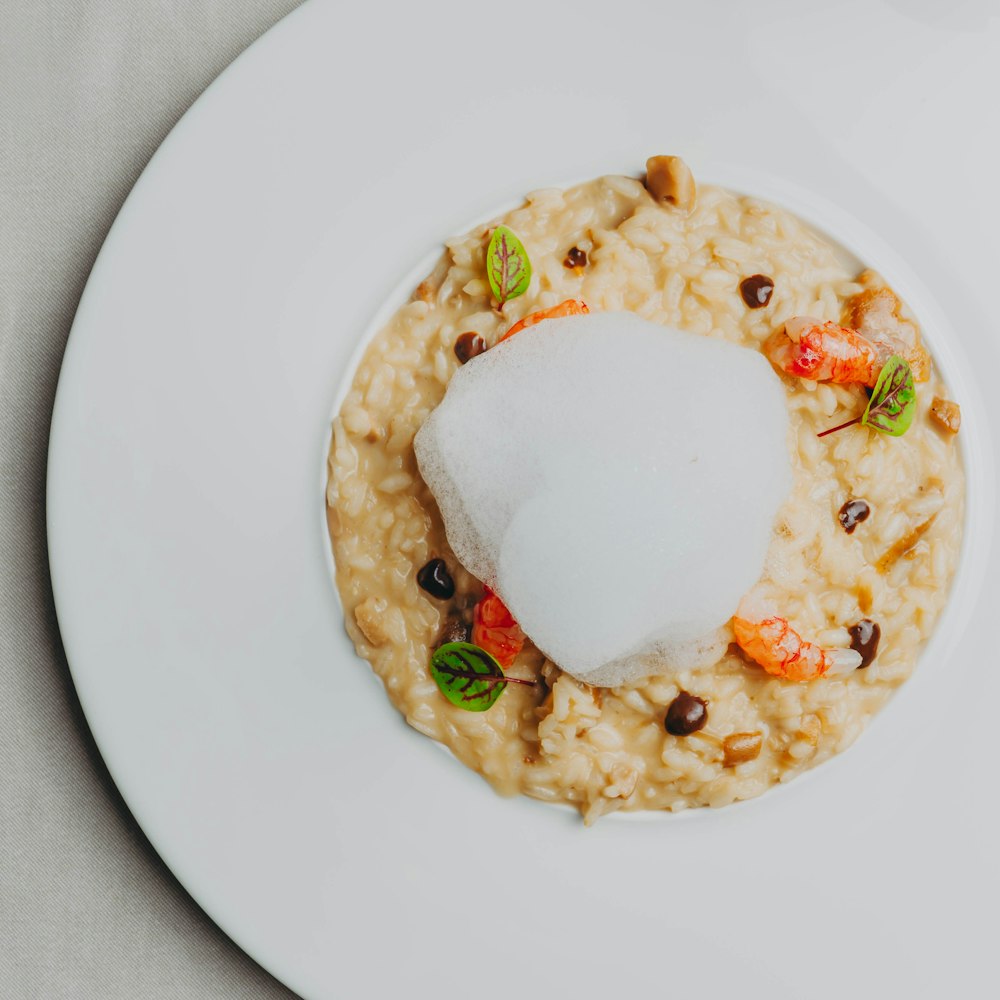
499 299 589 342
732 596 861 681
844 280 931 382
765 317 881 386
472 587 525 669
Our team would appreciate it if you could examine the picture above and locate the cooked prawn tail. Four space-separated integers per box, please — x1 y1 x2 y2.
765 317 880 386
843 277 932 382
783 315 822 344
733 591 860 682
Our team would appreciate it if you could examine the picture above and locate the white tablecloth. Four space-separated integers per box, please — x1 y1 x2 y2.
1 3 301 995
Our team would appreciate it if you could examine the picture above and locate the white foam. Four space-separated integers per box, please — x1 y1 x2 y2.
414 312 791 686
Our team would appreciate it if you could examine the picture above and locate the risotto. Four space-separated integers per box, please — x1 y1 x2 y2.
326 159 964 822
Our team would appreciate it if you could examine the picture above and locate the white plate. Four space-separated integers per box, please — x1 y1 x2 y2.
47 3 1000 997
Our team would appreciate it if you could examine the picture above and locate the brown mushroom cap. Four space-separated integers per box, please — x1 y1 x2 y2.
645 155 696 212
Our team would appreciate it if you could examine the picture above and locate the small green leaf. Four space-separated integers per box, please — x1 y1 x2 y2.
430 642 508 712
862 355 916 436
486 226 532 307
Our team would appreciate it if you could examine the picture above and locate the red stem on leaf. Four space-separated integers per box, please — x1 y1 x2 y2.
817 415 862 439
438 667 536 687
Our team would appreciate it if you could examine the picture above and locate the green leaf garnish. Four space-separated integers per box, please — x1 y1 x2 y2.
429 641 534 712
430 642 507 712
817 355 916 439
861 355 916 436
486 226 531 308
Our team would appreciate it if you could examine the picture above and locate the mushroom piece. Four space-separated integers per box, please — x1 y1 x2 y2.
645 155 696 212
722 731 763 766
930 396 961 434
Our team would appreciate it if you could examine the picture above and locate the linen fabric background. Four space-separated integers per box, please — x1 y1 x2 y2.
1 3 303 996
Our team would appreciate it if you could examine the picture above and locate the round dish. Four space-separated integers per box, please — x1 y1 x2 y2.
46 2 999 998
327 169 964 821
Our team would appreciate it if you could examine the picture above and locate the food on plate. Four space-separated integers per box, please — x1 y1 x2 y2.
453 331 487 364
930 396 961 434
765 317 926 389
326 156 964 821
739 273 774 309
644 154 696 210
848 618 881 669
732 590 861 682
413 311 791 687
838 498 871 534
663 691 708 736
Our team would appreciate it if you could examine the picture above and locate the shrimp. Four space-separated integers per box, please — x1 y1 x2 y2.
499 299 589 342
843 275 931 382
766 292 932 388
732 593 861 681
764 316 882 386
472 587 525 668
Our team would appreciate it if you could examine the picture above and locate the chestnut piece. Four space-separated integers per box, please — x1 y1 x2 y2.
848 619 881 669
454 332 487 364
417 558 455 600
664 691 708 736
739 274 774 309
838 499 871 534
